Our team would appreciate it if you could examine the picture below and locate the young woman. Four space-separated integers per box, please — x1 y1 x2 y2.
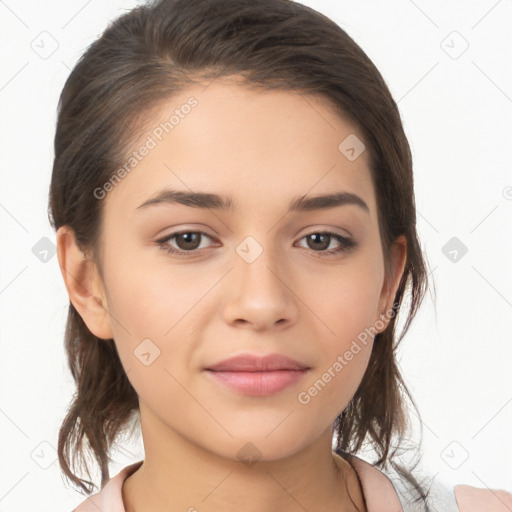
48 0 512 510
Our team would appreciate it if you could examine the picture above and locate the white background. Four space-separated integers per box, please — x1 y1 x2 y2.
0 0 511 510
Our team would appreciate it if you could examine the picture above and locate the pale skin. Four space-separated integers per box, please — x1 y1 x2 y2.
57 76 407 512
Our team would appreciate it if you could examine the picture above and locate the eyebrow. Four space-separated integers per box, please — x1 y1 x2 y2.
136 189 369 214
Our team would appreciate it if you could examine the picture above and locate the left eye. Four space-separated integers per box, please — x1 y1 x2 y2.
296 232 356 254
156 230 356 257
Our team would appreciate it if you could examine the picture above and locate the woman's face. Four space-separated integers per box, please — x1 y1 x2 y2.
81 77 405 461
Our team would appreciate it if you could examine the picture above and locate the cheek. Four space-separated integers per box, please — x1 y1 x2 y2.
102 253 215 394
104 249 209 337
298 336 373 419
297 268 380 411
309 266 383 340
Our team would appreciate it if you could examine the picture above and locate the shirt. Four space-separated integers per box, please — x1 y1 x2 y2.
72 452 512 512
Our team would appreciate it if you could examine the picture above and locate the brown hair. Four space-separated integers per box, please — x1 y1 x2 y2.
48 0 431 506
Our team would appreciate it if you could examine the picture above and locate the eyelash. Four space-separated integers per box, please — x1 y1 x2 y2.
156 230 357 258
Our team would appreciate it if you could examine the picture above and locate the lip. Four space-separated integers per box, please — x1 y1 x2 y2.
205 354 309 372
204 354 310 396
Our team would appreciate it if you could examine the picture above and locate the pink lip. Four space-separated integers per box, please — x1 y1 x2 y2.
204 354 310 396
206 354 309 372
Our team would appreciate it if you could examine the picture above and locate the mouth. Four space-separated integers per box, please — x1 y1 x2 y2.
204 353 311 396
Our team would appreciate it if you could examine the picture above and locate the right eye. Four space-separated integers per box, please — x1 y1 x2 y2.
156 230 216 256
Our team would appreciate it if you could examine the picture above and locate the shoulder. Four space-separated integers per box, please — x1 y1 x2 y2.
338 451 404 511
336 450 512 512
454 484 512 511
71 460 143 512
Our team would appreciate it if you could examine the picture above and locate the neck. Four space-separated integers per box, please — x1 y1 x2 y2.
122 405 366 512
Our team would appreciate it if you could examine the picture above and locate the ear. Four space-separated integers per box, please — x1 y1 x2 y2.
375 234 407 332
56 226 113 340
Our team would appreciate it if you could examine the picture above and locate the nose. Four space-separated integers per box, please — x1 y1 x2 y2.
221 240 299 331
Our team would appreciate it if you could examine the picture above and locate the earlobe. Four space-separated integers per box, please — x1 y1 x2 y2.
56 226 114 340
376 235 407 331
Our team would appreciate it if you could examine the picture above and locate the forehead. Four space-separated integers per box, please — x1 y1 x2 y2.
105 76 376 217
